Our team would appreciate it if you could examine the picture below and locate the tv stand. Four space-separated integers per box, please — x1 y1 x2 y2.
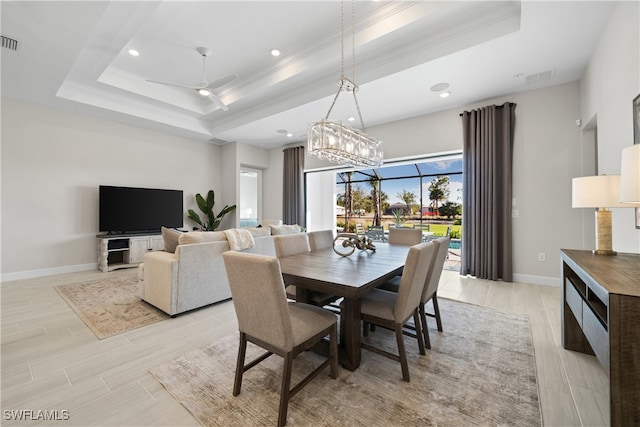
97 233 164 272
561 249 640 426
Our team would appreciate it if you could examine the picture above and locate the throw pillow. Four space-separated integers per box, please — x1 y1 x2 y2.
161 226 182 253
178 231 226 245
270 224 302 235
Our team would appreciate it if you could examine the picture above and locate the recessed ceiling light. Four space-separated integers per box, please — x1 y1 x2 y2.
276 129 287 134
198 88 210 96
430 82 449 92
347 117 356 122
128 49 140 57
270 48 281 57
440 91 451 98
286 132 293 138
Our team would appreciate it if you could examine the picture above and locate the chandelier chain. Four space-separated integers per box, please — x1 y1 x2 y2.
324 0 367 132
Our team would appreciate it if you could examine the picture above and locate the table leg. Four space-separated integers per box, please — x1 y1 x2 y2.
340 297 361 371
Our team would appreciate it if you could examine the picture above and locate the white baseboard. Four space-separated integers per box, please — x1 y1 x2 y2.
1 263 97 282
513 273 560 287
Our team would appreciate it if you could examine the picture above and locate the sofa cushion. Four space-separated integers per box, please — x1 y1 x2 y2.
161 226 183 253
178 231 226 245
270 224 302 235
246 227 271 237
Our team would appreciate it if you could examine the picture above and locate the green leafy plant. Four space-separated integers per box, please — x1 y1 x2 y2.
187 190 236 231
392 209 405 227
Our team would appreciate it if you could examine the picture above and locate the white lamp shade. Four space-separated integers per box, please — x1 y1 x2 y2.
572 175 625 208
619 144 640 204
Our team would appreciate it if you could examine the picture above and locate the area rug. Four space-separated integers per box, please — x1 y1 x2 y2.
150 299 541 426
55 273 169 339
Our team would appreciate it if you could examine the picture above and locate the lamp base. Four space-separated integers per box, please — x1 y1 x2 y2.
592 249 617 256
593 209 616 255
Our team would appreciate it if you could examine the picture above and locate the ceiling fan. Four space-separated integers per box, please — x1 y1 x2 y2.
146 46 237 111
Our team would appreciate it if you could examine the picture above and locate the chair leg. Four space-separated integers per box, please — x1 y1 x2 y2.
363 321 370 337
419 304 431 350
413 310 426 355
432 293 443 332
395 325 410 382
278 352 294 427
233 333 248 396
330 324 338 379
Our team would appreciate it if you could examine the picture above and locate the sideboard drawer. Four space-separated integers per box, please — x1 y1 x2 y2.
565 278 583 326
583 303 609 371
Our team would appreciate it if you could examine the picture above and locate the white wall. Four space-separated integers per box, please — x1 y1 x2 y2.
1 98 224 280
580 0 640 254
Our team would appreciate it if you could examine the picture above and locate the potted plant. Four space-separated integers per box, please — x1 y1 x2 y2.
187 190 236 231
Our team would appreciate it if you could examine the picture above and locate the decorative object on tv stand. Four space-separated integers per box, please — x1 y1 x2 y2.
572 175 626 255
307 0 382 168
333 233 376 257
187 190 236 231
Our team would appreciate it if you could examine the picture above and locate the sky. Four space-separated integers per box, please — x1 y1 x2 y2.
335 158 463 206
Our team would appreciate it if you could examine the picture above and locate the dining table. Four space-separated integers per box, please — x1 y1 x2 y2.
278 242 411 371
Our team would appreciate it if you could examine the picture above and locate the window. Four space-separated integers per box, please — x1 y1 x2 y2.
239 168 261 228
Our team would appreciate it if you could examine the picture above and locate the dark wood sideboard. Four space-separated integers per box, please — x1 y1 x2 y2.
560 249 640 427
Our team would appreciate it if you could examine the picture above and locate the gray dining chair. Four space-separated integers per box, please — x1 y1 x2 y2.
379 237 450 348
222 251 338 427
274 233 339 307
307 229 334 250
359 241 436 382
366 225 386 242
388 227 422 245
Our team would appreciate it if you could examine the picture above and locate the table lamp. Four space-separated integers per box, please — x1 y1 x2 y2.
619 144 640 205
572 175 624 255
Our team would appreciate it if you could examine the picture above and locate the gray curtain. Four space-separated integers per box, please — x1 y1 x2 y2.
282 146 306 227
461 103 516 282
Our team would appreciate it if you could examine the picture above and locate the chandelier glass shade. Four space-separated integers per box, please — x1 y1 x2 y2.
308 120 382 167
307 0 383 168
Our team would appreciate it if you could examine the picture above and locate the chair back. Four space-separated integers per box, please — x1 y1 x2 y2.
308 230 334 250
394 242 436 322
355 223 365 235
388 227 422 245
367 225 385 241
421 237 450 304
223 251 294 351
273 233 311 258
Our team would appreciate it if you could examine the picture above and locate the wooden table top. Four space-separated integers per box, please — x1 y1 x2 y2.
561 249 640 298
279 243 410 299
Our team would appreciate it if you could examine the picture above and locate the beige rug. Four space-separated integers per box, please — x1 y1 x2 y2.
151 299 541 426
55 272 169 339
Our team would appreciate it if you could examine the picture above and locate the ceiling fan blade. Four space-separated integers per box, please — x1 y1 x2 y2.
208 93 229 111
146 79 199 90
206 74 238 89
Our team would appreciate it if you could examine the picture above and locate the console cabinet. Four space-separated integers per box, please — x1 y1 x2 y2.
561 249 640 427
97 234 164 272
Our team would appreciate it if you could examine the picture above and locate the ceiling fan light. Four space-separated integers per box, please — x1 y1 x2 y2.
198 88 210 96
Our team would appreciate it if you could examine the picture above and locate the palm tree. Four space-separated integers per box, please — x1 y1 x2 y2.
368 179 381 226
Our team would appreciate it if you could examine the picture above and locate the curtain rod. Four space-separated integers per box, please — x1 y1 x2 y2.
459 102 516 117
282 145 305 152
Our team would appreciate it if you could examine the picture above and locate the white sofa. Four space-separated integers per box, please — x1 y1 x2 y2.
141 224 301 316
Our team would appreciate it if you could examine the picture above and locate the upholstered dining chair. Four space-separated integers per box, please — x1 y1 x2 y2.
359 241 436 382
388 227 422 245
379 237 450 349
273 233 338 307
222 251 338 427
307 229 334 251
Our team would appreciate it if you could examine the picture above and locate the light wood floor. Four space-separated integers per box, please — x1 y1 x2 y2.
1 268 609 426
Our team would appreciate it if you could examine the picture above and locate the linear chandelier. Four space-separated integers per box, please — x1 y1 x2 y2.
308 0 383 168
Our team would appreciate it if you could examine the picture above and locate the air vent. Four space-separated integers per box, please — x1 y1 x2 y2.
1 34 19 51
526 70 554 84
208 138 231 145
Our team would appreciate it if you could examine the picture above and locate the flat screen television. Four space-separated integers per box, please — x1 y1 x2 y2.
99 185 183 234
